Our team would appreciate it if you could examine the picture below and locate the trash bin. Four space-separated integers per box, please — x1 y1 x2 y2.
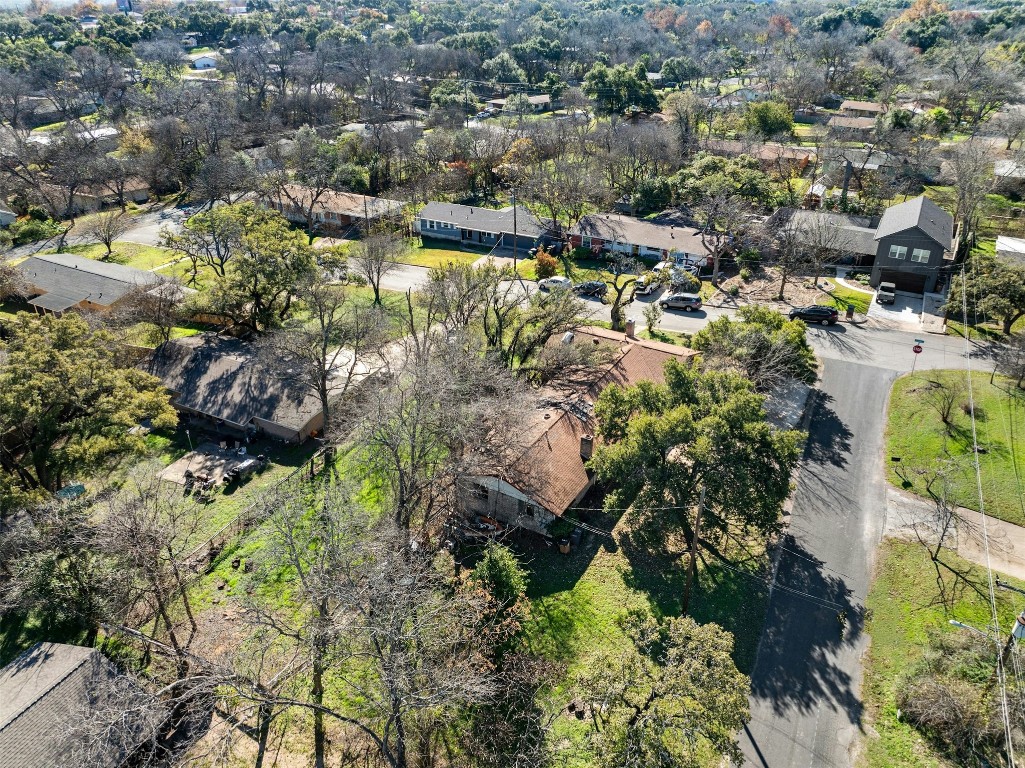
845 304 855 321
558 538 571 554
570 527 583 546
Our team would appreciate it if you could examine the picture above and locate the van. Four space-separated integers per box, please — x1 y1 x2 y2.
876 282 896 304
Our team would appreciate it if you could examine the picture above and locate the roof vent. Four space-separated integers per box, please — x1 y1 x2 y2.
543 412 551 419
561 331 575 344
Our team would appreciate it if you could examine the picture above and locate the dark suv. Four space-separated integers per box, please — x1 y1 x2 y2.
573 280 608 297
789 305 839 325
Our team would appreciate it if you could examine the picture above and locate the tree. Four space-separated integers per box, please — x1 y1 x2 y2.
261 278 387 429
948 140 995 257
577 614 750 768
600 255 640 332
534 248 558 279
85 209 131 258
590 364 802 611
470 541 528 611
207 211 317 332
264 126 342 242
948 255 1025 335
350 233 403 306
743 100 794 138
994 333 1025 388
691 192 751 282
482 52 527 92
161 202 269 281
690 305 817 392
642 301 663 334
0 313 177 512
583 62 659 116
0 256 26 300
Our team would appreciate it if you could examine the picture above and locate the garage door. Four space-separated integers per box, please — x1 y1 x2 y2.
880 270 928 293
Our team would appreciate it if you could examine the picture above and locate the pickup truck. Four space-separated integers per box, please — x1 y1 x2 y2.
876 281 896 305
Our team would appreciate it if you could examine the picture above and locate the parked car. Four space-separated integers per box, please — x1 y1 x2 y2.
474 111 490 119
876 282 896 304
573 280 608 297
538 276 572 291
659 293 703 311
788 305 839 325
225 455 268 483
634 273 662 295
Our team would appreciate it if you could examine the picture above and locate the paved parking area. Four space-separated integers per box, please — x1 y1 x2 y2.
866 290 923 329
159 442 249 486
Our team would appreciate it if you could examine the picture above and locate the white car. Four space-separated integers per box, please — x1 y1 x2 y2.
538 276 572 291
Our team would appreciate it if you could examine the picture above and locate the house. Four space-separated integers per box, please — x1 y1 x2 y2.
995 160 1025 180
63 176 151 214
827 115 876 139
996 235 1025 266
0 642 153 768
18 252 162 314
0 202 15 227
263 185 406 235
569 214 710 267
26 125 120 152
241 139 295 172
462 328 698 534
189 53 219 70
485 94 552 113
839 100 886 118
145 334 327 443
869 196 953 293
703 139 814 172
416 202 545 253
781 195 954 293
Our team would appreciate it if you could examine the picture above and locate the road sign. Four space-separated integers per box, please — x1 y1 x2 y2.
913 344 923 354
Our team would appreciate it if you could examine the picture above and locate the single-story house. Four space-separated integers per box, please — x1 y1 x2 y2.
145 334 326 443
995 161 1025 180
416 202 545 253
463 328 698 534
189 53 219 70
59 176 151 214
26 125 120 152
340 120 424 142
827 115 876 139
703 139 814 172
241 139 295 172
996 235 1025 266
839 100 886 118
18 252 162 314
0 202 15 227
0 642 153 768
262 185 406 234
485 94 552 113
569 214 710 267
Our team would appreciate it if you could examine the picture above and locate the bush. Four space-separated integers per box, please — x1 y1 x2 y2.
675 272 700 293
739 267 752 281
470 542 528 608
736 248 761 269
728 285 740 297
534 249 559 279
570 246 591 261
9 217 64 245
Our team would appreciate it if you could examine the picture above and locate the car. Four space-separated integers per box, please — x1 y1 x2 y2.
634 273 662 295
659 293 703 311
876 281 896 304
573 280 608 297
538 276 572 291
474 111 490 119
788 305 839 325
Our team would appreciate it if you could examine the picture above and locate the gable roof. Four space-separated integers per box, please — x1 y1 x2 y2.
572 214 708 256
19 252 161 309
781 209 879 256
418 202 546 238
274 184 405 220
0 643 148 768
563 326 699 393
145 334 324 433
828 115 876 130
840 99 885 113
874 195 953 249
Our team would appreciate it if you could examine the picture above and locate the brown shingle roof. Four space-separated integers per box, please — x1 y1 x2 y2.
510 408 593 515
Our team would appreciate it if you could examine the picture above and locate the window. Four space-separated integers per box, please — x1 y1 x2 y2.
582 236 592 249
889 245 907 260
426 219 436 230
468 483 488 500
911 248 930 263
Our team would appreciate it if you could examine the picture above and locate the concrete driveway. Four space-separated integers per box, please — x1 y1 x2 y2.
866 290 923 329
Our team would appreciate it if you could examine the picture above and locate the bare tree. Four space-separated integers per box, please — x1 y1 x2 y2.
0 256 27 300
350 232 404 306
600 255 640 332
948 139 995 258
86 209 132 258
692 192 752 282
921 376 967 436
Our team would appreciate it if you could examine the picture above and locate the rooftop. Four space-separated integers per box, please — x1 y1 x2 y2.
572 214 708 256
828 115 876 130
275 184 406 219
840 99 886 113
19 252 161 310
874 195 953 249
418 202 546 239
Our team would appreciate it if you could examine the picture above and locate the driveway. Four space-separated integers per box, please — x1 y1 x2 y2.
741 359 895 768
866 290 923 329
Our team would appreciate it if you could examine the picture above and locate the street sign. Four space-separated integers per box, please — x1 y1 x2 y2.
913 344 923 354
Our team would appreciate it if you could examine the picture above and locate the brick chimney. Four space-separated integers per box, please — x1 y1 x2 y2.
625 318 636 338
580 434 594 460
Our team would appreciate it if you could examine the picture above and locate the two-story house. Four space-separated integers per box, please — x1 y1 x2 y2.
869 195 954 293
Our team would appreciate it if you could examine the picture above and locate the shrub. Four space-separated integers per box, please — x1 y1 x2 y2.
470 542 528 608
675 272 700 293
728 285 740 297
535 249 559 279
740 267 752 281
9 217 64 245
736 248 761 269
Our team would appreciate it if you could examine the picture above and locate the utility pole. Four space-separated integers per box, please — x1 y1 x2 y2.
363 192 370 236
512 189 518 275
463 80 469 129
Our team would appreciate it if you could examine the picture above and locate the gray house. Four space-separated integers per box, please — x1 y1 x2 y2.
869 196 953 293
416 202 546 253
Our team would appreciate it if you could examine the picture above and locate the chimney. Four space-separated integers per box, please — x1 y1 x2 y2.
580 434 594 460
625 318 636 338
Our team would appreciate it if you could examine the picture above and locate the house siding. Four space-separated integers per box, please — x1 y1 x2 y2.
870 227 945 292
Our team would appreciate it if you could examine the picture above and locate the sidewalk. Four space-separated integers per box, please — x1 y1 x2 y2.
885 486 1025 580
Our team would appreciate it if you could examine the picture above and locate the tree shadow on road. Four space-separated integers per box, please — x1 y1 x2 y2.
802 392 854 470
750 535 865 724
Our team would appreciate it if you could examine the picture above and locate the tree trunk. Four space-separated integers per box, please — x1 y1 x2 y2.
681 485 705 616
312 648 326 768
254 703 273 768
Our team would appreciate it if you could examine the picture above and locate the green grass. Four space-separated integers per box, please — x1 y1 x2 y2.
818 280 872 314
642 327 692 346
43 241 176 271
886 371 1025 526
406 239 489 268
863 540 1025 767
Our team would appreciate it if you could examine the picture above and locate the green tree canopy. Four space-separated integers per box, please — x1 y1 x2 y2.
742 100 794 138
470 541 528 610
0 313 177 512
948 255 1025 334
583 62 659 116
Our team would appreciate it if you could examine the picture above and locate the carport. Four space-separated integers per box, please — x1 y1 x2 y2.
878 270 928 294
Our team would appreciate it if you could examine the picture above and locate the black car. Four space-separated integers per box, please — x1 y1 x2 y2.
789 305 839 325
573 280 608 297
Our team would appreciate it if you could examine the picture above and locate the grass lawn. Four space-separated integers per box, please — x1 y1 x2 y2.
863 540 1025 767
886 370 1025 526
405 239 488 268
818 280 872 314
43 241 176 271
643 327 692 346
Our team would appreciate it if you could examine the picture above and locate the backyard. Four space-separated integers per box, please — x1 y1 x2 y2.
43 241 177 271
886 370 1025 526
